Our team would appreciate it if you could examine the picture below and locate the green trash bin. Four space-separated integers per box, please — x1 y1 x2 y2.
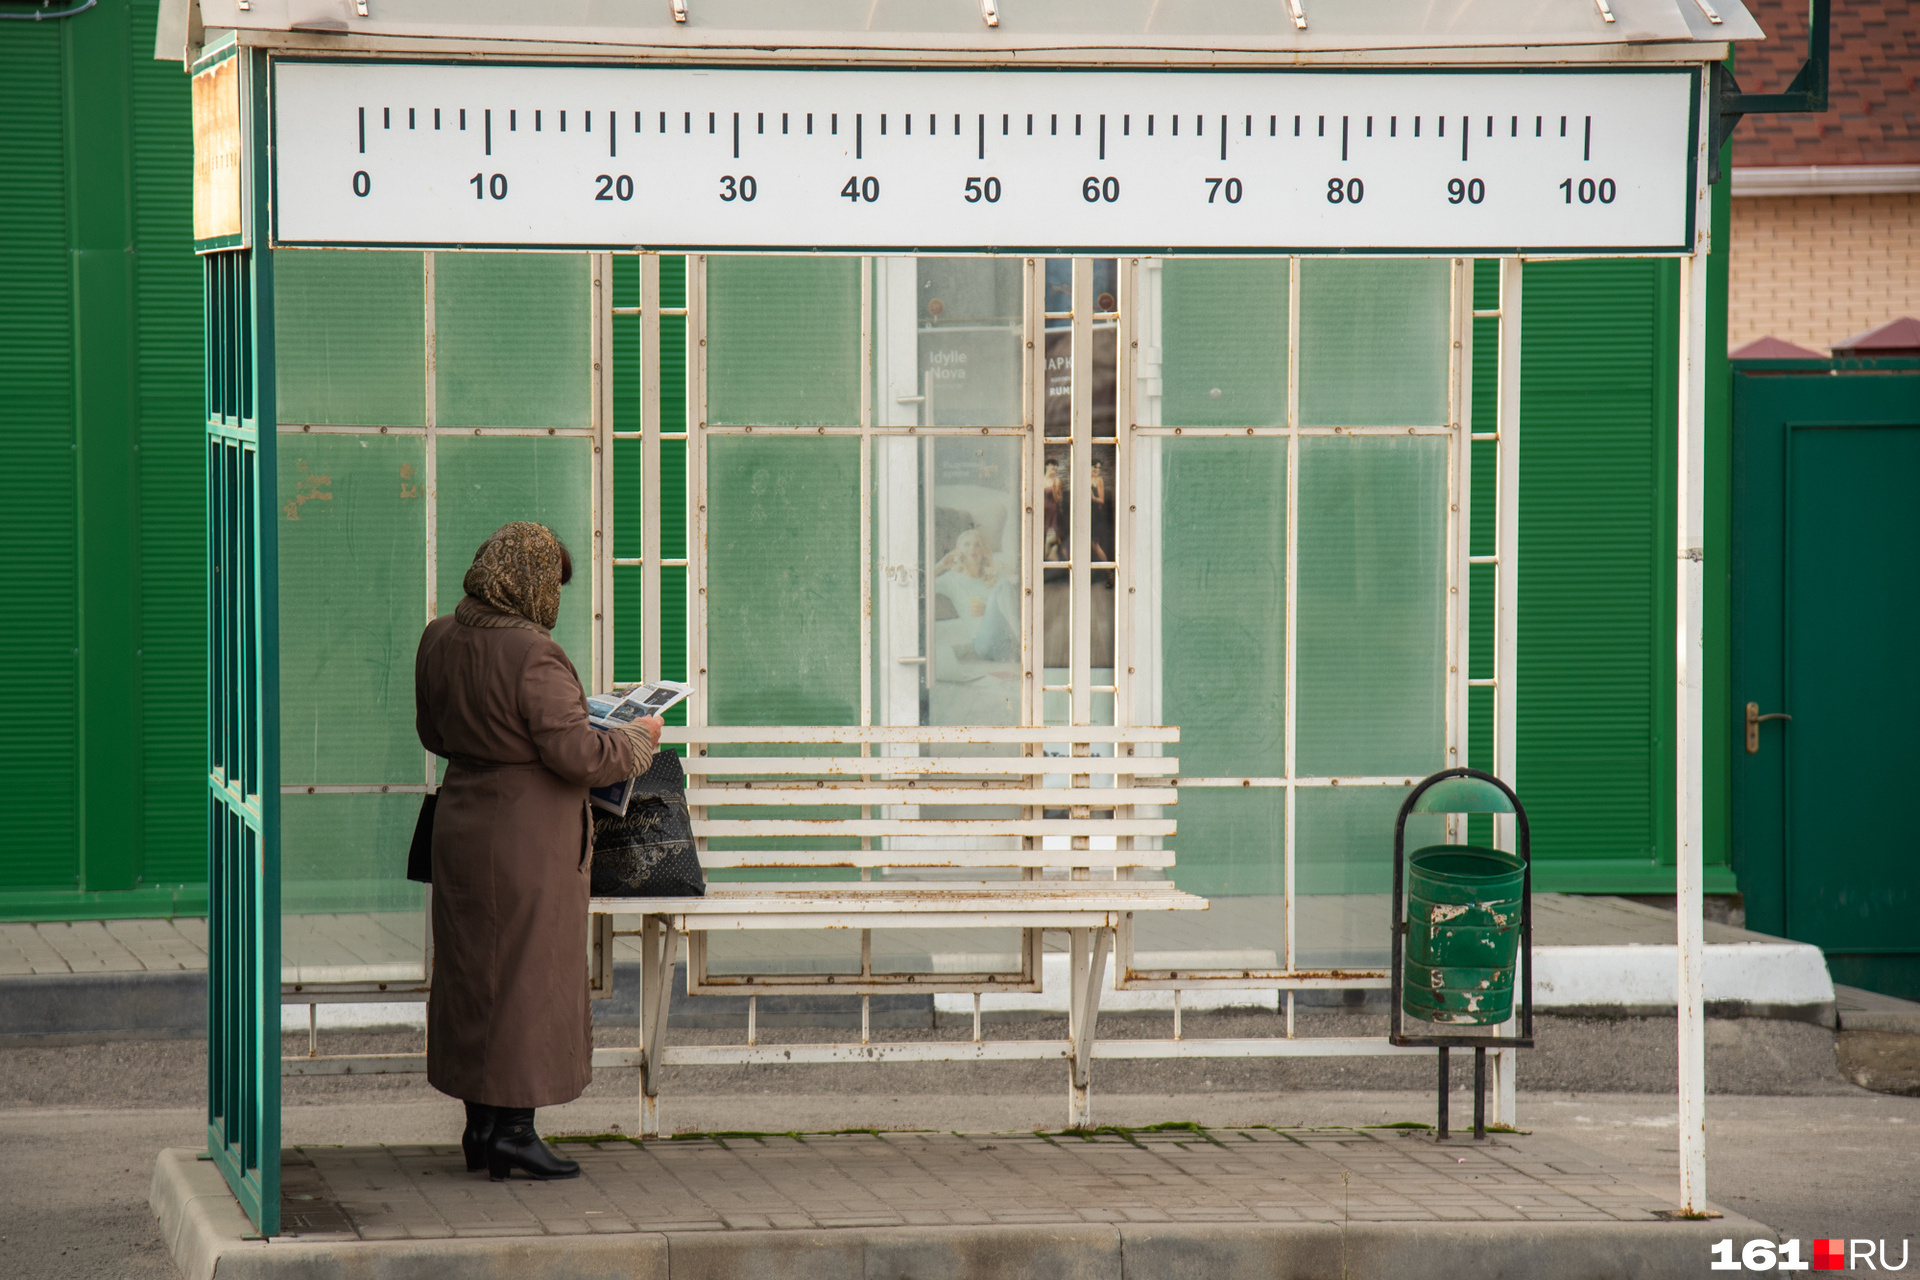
1389 769 1533 1140
1401 844 1526 1025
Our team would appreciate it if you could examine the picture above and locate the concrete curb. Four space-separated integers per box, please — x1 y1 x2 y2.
151 1148 1775 1280
0 970 205 1044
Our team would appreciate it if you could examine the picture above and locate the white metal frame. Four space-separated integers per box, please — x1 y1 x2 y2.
270 214 1712 1205
1118 256 1486 978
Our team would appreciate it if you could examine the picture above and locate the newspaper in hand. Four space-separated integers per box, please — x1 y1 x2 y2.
586 680 693 727
586 681 692 816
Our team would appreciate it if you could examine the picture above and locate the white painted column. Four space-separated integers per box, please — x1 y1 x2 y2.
1491 256 1523 1129
1675 72 1714 1214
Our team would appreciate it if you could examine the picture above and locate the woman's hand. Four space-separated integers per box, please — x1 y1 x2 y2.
636 716 664 747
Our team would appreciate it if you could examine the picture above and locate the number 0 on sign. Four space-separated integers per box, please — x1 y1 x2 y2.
273 63 1699 254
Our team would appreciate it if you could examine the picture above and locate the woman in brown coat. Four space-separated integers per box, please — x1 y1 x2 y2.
415 522 659 1181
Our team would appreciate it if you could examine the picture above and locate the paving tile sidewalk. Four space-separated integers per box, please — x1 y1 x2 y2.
272 1126 1682 1244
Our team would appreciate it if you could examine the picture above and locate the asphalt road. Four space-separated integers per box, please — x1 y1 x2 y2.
2 1018 1913 1278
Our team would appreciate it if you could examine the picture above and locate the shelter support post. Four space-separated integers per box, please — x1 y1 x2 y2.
638 915 678 1139
1066 926 1112 1128
1676 71 1714 1215
1492 256 1523 1130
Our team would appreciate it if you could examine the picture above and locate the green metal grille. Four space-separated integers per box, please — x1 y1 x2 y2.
205 242 281 1237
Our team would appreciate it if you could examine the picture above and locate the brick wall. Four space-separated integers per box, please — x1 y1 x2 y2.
1729 192 1920 352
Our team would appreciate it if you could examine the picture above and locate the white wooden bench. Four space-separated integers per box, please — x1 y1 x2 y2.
589 725 1207 1132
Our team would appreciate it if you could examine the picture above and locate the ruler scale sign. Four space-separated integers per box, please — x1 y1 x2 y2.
272 63 1698 254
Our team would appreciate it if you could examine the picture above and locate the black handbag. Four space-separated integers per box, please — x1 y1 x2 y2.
406 792 437 885
590 750 706 898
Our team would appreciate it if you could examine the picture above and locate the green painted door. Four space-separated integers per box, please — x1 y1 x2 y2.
1731 360 1920 999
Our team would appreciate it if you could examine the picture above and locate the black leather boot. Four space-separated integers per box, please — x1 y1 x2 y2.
461 1101 497 1172
486 1107 580 1182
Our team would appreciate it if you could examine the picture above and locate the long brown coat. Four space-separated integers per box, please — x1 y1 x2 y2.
414 606 632 1107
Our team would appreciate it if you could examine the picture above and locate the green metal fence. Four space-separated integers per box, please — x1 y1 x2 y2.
201 47 281 1231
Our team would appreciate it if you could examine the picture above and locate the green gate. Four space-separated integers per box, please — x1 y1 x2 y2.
202 50 281 1236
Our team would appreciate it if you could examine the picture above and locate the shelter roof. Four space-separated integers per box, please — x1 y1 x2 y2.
1732 0 1920 168
176 0 1759 59
1729 335 1827 359
1832 316 1920 356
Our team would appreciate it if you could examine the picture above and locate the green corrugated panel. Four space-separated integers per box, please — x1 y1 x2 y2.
130 7 208 885
0 25 81 891
659 257 689 713
1519 260 1678 876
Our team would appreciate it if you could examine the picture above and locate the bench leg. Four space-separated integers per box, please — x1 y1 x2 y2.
1066 926 1112 1129
639 916 678 1139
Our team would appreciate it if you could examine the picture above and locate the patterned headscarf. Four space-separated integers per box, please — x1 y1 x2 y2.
462 522 565 631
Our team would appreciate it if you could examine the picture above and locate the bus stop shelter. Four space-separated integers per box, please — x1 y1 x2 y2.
172 0 1763 1235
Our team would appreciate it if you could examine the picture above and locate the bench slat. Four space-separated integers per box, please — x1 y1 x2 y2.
695 848 1175 868
680 756 1178 777
653 881 1189 897
696 818 1175 838
687 787 1175 807
667 725 1178 745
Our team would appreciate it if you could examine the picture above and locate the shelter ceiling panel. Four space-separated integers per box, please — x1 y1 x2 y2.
197 0 1759 51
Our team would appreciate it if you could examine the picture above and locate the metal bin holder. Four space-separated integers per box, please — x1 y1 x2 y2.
1389 767 1533 1140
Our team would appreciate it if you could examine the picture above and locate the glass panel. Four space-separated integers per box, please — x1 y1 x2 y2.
913 258 1023 428
435 436 595 672
708 256 860 427
702 434 863 972
1296 435 1448 778
1294 784 1444 970
277 435 427 784
1133 788 1283 971
1041 259 1116 437
1160 258 1288 427
435 252 590 429
1160 438 1286 777
706 435 861 725
871 928 1021 977
1043 258 1072 437
273 249 425 426
1298 258 1450 427
280 792 424 979
873 435 1024 729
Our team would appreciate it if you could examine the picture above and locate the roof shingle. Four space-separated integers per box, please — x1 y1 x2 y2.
1732 0 1920 168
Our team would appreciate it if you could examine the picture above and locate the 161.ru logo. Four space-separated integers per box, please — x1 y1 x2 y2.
1712 1238 1911 1271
